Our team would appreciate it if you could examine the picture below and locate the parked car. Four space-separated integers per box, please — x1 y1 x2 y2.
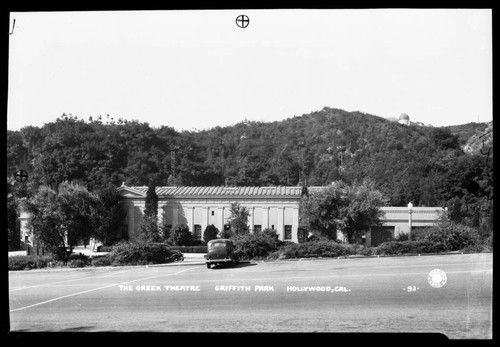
170 250 184 262
205 239 239 268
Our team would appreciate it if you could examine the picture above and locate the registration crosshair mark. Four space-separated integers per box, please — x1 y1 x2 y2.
14 169 28 183
236 15 250 28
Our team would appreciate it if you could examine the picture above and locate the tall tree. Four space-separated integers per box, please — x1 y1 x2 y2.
168 224 193 246
203 224 219 243
93 185 127 245
335 179 387 243
144 181 158 218
227 202 250 236
300 180 386 243
22 182 99 261
139 181 160 240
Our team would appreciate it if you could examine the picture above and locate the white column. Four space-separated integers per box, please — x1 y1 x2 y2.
172 205 179 226
218 207 224 231
186 207 194 232
249 207 254 233
263 207 269 229
203 207 209 231
277 207 284 240
292 207 299 243
128 204 135 239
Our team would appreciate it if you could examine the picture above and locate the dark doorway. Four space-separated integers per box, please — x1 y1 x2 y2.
370 226 394 246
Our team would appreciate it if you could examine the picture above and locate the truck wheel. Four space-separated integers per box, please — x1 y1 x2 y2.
206 263 211 269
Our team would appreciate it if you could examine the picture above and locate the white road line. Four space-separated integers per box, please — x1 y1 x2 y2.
9 266 197 313
9 269 134 292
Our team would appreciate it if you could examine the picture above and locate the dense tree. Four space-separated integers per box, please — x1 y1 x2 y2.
22 182 99 261
143 181 158 218
203 224 219 243
139 181 160 240
300 180 386 243
227 202 250 236
93 185 127 245
168 224 193 246
335 179 387 243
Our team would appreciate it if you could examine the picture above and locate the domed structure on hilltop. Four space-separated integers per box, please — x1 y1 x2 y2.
398 113 411 126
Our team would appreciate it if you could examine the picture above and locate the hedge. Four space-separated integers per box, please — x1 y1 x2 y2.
8 255 53 271
375 240 446 255
412 219 481 251
233 233 281 260
274 240 356 259
109 239 175 265
90 255 113 267
168 245 208 253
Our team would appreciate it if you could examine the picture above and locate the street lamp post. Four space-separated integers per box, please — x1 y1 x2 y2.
408 202 413 240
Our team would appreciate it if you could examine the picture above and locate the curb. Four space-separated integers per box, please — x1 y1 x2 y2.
8 260 207 273
8 252 491 273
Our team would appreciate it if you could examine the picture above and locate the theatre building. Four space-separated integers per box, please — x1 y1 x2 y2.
116 184 445 246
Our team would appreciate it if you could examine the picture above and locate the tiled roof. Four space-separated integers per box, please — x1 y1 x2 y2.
124 186 310 197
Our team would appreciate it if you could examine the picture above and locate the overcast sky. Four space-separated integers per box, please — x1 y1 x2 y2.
7 9 492 131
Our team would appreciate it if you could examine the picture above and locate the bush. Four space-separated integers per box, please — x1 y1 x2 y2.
67 253 90 267
394 232 410 242
91 255 113 267
169 245 207 253
275 240 355 259
203 224 219 243
67 258 89 268
233 233 281 260
109 237 174 265
461 244 492 254
8 255 54 271
356 245 376 256
167 224 193 246
412 219 481 251
190 239 207 246
97 245 113 252
376 241 446 255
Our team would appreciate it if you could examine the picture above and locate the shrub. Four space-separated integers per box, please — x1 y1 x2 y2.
461 244 492 254
376 241 446 255
67 258 89 268
167 224 193 246
169 245 207 253
190 239 207 246
412 219 481 251
8 255 54 271
275 240 355 259
97 245 113 252
91 255 113 267
109 237 174 265
233 233 281 260
67 253 90 267
356 245 376 256
394 232 410 242
203 224 219 243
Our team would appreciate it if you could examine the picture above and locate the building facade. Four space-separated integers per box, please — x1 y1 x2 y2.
117 185 445 246
118 185 303 242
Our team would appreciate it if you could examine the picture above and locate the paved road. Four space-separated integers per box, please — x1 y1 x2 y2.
8 253 492 338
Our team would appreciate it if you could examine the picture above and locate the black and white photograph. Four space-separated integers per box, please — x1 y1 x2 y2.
6 9 493 339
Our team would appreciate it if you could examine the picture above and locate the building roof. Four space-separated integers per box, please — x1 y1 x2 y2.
118 185 323 198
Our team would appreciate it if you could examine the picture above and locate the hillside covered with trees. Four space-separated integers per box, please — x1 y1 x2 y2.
7 107 493 247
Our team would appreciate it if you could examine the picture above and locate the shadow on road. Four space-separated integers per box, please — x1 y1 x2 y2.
209 262 257 270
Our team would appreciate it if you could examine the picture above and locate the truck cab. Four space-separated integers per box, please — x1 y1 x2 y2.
205 239 239 269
